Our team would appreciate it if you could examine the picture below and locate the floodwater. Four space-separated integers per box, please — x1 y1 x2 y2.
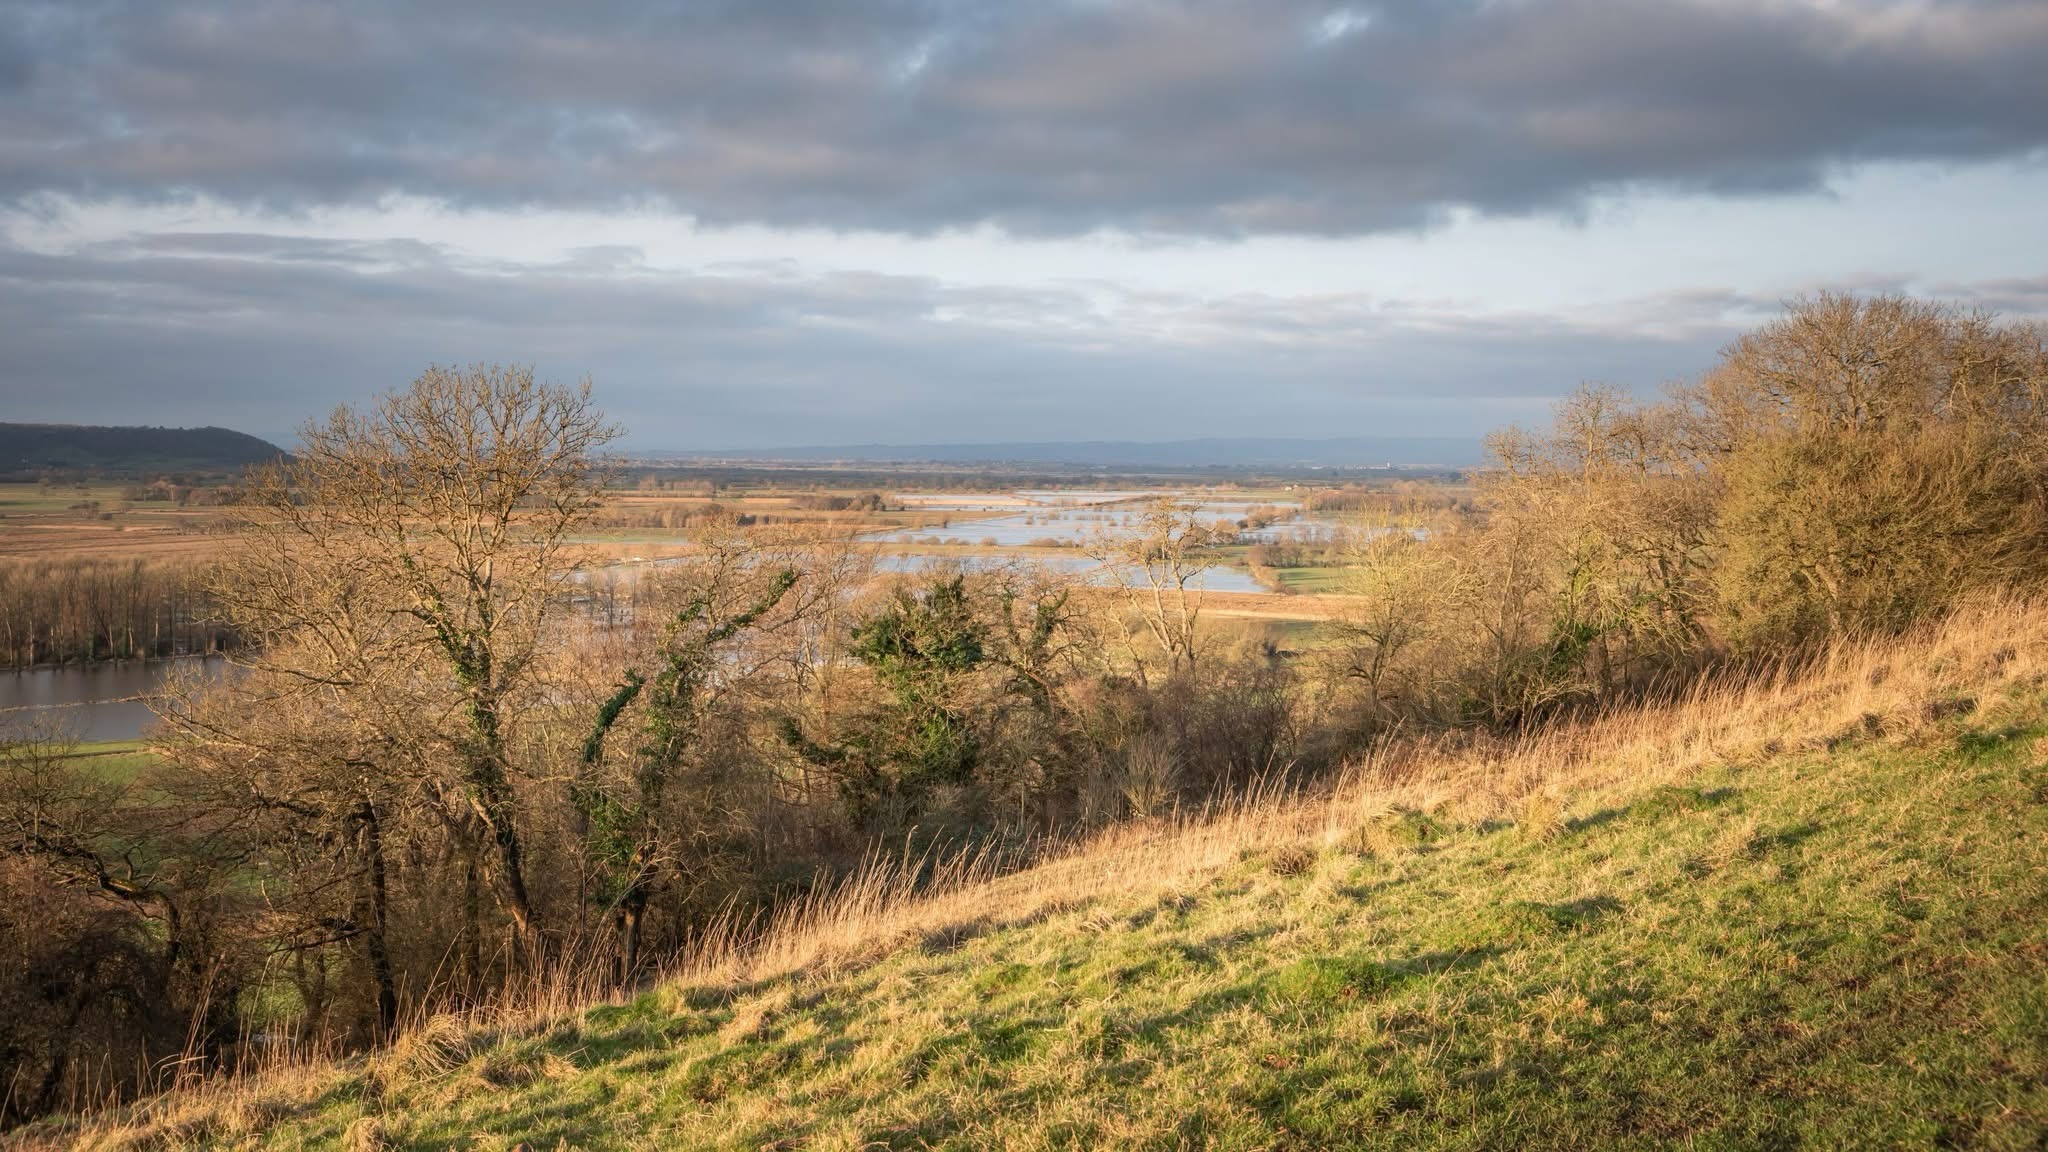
870 498 1314 549
874 552 1270 593
0 656 226 742
861 488 1416 593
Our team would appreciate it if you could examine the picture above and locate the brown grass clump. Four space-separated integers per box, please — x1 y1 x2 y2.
339 1115 386 1152
1516 791 1566 842
1264 844 1320 876
380 1012 474 1083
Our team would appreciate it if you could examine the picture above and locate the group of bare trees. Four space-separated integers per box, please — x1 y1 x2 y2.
0 366 1301 1122
0 559 236 667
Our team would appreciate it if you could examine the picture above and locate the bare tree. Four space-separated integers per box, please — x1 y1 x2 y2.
153 657 409 1032
1328 530 1465 724
0 720 236 1115
1084 499 1222 681
198 365 616 951
576 562 796 982
571 520 870 981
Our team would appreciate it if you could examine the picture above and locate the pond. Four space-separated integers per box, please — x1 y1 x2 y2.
0 657 227 743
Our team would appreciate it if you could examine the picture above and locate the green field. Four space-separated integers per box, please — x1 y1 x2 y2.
64 684 2048 1149
1272 565 1353 593
56 739 160 784
0 482 128 515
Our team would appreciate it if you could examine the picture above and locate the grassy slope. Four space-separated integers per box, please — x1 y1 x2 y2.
71 707 2046 1149
38 608 2048 1151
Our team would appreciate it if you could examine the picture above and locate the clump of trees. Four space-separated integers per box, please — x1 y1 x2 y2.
0 367 1304 1122
789 491 890 513
0 558 237 667
1324 293 2048 727
1695 295 2048 644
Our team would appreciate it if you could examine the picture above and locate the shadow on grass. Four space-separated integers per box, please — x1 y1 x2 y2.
1572 786 1740 836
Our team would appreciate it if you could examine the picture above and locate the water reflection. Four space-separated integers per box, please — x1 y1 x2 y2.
0 657 226 743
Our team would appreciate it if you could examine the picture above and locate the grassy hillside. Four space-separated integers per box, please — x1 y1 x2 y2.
31 606 2048 1150
0 423 283 477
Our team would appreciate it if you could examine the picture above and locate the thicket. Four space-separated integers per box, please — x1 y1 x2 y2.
3 296 2045 1128
0 558 237 667
1323 293 2048 726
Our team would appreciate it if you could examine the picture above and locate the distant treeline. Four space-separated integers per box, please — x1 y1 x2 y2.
613 464 1458 491
1303 481 1474 515
0 558 238 667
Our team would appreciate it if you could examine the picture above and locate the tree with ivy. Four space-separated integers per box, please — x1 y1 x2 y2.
784 574 990 829
577 567 798 982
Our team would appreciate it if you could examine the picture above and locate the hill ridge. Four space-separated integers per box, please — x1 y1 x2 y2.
0 421 284 476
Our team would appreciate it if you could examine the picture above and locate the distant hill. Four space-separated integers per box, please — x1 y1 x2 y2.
650 435 1488 469
0 422 285 477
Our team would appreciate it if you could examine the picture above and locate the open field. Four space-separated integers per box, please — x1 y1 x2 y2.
52 739 160 784
0 483 231 560
36 600 2048 1150
1268 566 1354 594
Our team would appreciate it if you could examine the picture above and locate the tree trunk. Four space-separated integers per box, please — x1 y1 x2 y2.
614 850 655 986
355 797 398 1036
459 850 482 999
464 690 538 944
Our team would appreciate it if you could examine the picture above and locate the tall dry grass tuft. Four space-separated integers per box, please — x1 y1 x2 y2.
36 595 2048 1152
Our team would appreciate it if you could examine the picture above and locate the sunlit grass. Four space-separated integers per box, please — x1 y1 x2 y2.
56 738 161 785
1272 566 1352 593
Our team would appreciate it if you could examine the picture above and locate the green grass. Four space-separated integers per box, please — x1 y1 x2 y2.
113 697 2048 1150
0 482 123 514
58 738 160 784
1272 565 1354 593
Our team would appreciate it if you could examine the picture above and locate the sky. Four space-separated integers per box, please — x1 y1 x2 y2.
1 0 2045 453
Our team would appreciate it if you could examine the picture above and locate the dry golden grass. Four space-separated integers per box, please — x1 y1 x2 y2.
30 595 2048 1151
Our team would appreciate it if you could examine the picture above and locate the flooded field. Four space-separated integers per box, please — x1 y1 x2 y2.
873 551 1270 593
860 490 1373 597
0 656 226 742
869 490 1325 548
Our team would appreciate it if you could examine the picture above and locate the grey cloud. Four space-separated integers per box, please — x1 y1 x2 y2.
3 0 2045 235
0 24 30 93
1928 275 2048 317
0 231 1730 445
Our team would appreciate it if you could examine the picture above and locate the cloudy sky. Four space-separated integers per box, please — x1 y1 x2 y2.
2 0 2045 452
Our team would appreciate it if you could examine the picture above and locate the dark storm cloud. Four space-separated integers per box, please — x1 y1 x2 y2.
3 0 2044 235
0 231 1732 445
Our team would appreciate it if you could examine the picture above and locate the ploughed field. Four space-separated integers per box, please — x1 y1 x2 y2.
0 482 232 560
